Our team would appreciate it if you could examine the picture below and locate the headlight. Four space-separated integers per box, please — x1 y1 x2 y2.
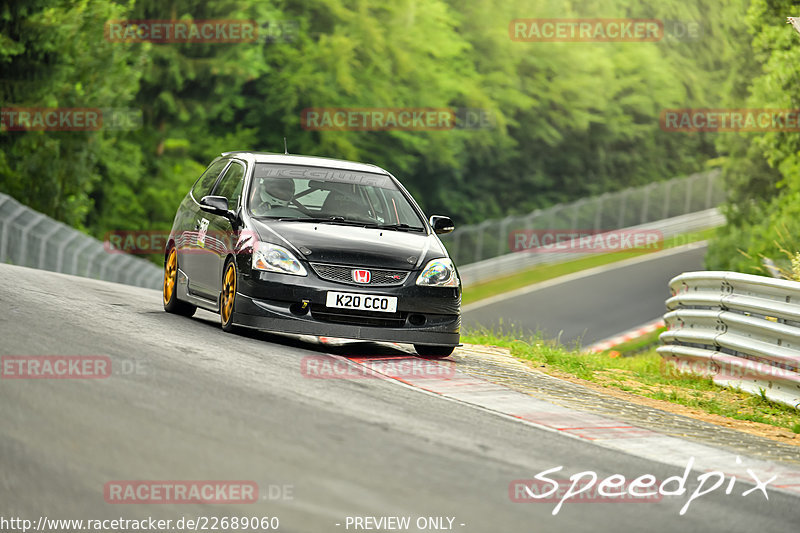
252 242 307 276
416 258 459 287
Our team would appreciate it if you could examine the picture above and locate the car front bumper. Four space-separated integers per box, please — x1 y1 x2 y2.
232 268 461 346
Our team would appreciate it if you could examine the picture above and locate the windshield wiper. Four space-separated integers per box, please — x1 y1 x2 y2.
276 216 372 226
270 217 424 231
363 223 424 232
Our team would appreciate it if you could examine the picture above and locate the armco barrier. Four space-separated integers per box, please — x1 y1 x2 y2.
658 271 800 409
0 192 161 289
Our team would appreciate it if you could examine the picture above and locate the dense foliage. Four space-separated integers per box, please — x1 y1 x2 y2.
1 0 754 251
705 0 800 274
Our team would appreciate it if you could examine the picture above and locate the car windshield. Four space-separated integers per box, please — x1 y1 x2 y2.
248 163 426 231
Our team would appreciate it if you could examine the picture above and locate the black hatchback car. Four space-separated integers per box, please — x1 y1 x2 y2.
163 152 461 357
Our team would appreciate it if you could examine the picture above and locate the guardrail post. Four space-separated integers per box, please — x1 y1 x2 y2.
639 184 651 224
570 199 585 230
474 221 490 263
121 255 142 285
0 205 28 264
497 215 510 256
70 238 95 276
38 221 64 270
450 228 463 266
0 220 5 264
56 233 82 273
547 203 562 229
705 172 715 209
617 189 629 228
85 245 105 278
684 175 693 214
17 213 45 267
661 180 673 219
594 193 607 231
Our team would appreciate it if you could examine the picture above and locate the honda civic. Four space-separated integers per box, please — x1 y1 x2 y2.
162 151 461 358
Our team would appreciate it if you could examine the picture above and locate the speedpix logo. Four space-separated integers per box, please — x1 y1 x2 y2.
510 457 775 515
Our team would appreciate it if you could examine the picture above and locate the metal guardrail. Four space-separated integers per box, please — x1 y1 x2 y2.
658 271 800 409
442 169 724 267
458 207 724 287
0 192 162 289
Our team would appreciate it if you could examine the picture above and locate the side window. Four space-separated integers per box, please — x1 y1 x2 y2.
383 189 420 226
213 161 246 208
191 159 229 200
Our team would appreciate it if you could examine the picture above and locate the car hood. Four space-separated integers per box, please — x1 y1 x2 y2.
250 219 443 270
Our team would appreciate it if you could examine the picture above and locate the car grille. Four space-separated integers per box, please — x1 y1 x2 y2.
311 305 407 328
310 263 410 287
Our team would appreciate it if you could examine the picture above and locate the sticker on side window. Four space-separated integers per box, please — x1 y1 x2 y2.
197 218 210 248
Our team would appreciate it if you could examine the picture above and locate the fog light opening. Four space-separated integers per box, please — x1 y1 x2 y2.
290 300 310 316
408 314 427 326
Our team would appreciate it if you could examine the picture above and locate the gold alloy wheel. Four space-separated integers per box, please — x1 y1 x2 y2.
163 248 177 305
221 262 236 325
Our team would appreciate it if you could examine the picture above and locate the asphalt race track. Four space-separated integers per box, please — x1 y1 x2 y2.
1 262 798 532
462 243 708 348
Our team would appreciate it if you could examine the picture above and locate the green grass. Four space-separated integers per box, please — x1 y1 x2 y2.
601 327 666 356
462 227 717 306
463 331 800 433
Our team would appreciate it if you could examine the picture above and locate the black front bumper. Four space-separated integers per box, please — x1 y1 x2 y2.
232 267 461 346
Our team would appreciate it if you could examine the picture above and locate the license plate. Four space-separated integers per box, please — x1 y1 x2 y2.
326 292 398 313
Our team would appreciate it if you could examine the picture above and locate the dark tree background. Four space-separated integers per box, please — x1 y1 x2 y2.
4 0 780 275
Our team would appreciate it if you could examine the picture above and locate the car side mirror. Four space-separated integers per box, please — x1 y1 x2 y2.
200 195 236 222
429 215 455 235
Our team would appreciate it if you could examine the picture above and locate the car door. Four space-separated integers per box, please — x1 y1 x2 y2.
192 159 246 298
180 158 230 298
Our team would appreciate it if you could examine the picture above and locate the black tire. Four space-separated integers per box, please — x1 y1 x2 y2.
220 257 240 333
163 246 196 317
414 344 455 359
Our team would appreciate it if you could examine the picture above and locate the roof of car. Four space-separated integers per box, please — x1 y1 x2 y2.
221 151 389 175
